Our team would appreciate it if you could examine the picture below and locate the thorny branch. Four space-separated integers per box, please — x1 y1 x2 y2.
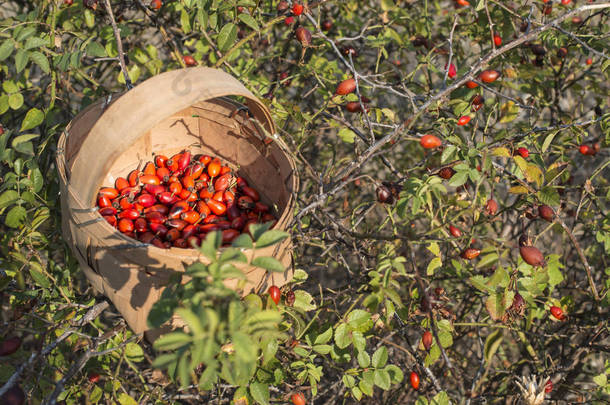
102 0 132 89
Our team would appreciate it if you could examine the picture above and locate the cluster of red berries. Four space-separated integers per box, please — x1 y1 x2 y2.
96 150 276 249
279 2 304 25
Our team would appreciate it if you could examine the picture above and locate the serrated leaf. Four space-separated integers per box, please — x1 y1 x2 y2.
15 49 28 73
251 256 285 272
24 37 46 50
0 40 15 61
372 346 388 368
255 230 289 248
238 13 259 31
20 108 44 131
217 23 237 52
334 323 351 349
357 350 370 368
373 369 391 390
538 187 560 206
293 290 316 311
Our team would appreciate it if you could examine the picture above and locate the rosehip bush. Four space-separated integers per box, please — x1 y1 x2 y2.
1 0 609 404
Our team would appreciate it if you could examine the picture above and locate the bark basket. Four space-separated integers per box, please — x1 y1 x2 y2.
56 68 297 337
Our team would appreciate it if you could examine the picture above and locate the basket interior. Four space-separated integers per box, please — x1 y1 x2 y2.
74 97 294 219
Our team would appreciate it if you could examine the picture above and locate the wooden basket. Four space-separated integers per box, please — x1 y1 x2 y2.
56 68 297 336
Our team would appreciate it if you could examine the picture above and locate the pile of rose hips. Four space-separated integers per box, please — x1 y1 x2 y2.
96 150 276 249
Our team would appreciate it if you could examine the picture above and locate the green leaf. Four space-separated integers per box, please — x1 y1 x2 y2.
334 323 351 349
314 327 333 345
541 130 558 153
357 350 371 368
238 13 259 31
373 369 391 390
372 346 388 368
0 40 15 61
538 186 560 206
499 101 519 123
5 205 26 228
359 378 374 396
338 127 356 143
384 364 404 384
28 262 50 288
232 233 253 248
251 256 285 272
249 222 272 241
15 49 29 73
448 170 468 187
176 308 205 336
200 231 222 260
12 134 39 147
84 8 95 28
593 373 608 387
151 353 177 369
484 329 503 363
255 230 289 248
293 290 316 311
117 393 138 405
24 37 46 50
29 51 50 73
427 257 442 276
352 331 366 352
20 108 44 132
431 391 450 405
219 247 247 263
86 41 107 57
233 331 257 362
441 145 456 163
0 94 9 114
0 190 19 209
249 382 270 405
347 309 371 330
180 9 192 33
90 385 103 403
153 332 192 351
8 93 24 110
125 342 145 362
217 23 237 52
313 344 331 354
